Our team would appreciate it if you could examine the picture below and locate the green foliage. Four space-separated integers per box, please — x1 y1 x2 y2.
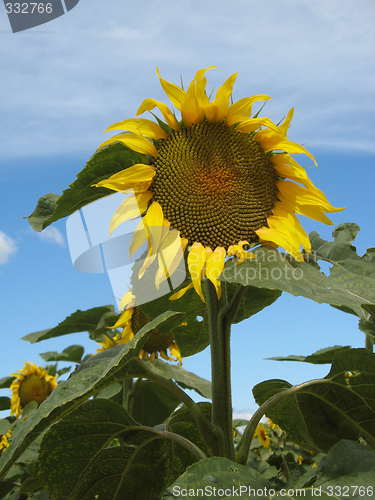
253 348 375 452
27 143 149 231
268 345 352 364
39 345 85 364
221 223 375 316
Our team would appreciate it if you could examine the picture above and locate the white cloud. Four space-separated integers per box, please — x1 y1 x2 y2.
37 227 65 247
0 231 18 265
0 0 374 159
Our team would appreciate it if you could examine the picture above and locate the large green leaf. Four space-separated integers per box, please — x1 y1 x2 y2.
39 345 85 364
0 311 181 480
0 376 14 389
268 345 352 364
38 398 200 500
0 397 10 411
130 380 181 427
293 440 375 497
165 457 273 499
21 305 117 344
221 223 375 318
253 349 375 453
230 283 282 324
27 143 149 231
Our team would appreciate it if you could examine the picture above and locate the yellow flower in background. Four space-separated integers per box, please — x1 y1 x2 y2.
95 67 343 303
97 303 182 365
255 424 271 448
10 362 58 418
0 430 12 454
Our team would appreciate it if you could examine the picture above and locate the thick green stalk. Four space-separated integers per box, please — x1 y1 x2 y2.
205 279 235 460
365 333 374 352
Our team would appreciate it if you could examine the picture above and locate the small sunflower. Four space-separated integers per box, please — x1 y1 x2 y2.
0 430 11 454
10 362 58 418
97 295 182 365
95 67 343 302
255 424 271 448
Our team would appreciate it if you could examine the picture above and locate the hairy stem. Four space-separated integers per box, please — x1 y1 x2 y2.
205 279 235 460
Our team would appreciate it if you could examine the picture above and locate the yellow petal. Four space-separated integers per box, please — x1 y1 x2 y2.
111 308 133 329
104 118 167 139
94 164 156 193
136 98 180 131
169 282 194 300
211 72 238 123
227 241 256 264
236 117 281 134
155 231 185 289
129 218 149 258
98 133 157 157
226 95 271 127
277 180 342 212
187 242 207 303
205 246 226 299
169 342 183 365
156 67 186 109
145 201 167 255
109 191 153 235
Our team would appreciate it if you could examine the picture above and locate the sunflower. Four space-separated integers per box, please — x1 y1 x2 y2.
95 67 343 302
0 430 11 454
97 295 182 365
255 424 271 448
10 362 58 418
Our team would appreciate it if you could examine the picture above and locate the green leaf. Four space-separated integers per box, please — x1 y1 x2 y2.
27 143 149 231
167 403 212 457
268 345 352 364
230 283 282 324
294 440 375 496
130 380 180 427
0 376 14 389
221 245 374 316
165 457 273 499
253 348 375 453
310 223 375 319
38 398 200 500
21 305 116 344
0 311 182 480
26 193 60 232
145 359 211 399
0 397 10 411
39 345 85 363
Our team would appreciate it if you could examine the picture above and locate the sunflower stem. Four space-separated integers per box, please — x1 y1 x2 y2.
205 279 235 460
122 378 133 411
365 333 374 352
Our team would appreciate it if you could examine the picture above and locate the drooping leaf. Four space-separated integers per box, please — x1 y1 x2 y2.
0 376 14 389
268 346 351 364
253 349 375 453
38 398 201 500
21 305 116 344
230 283 282 324
26 193 60 232
39 345 85 364
130 380 181 427
27 143 149 231
0 311 182 480
145 359 211 399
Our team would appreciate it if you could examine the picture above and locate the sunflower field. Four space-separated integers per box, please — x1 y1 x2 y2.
1 68 374 500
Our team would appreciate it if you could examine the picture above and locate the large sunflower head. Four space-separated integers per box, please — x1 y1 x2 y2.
10 362 58 418
97 299 182 365
95 67 343 303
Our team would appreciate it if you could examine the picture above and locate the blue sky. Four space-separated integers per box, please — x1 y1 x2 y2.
1 0 374 418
